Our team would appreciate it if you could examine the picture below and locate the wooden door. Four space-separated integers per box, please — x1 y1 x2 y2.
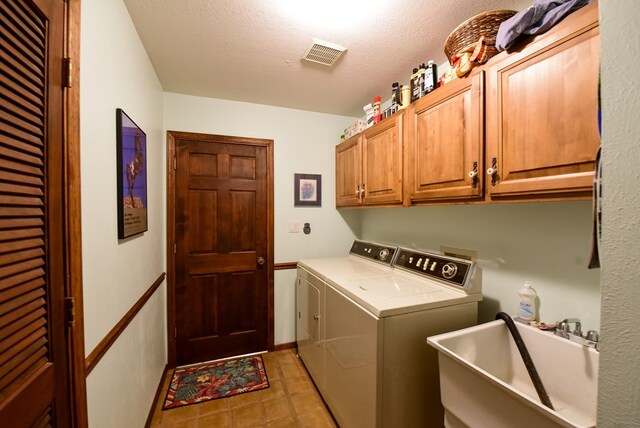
407 71 484 203
169 132 273 365
485 2 600 199
335 135 362 207
0 0 72 426
361 113 404 206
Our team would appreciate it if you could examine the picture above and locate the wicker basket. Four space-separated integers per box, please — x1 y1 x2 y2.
444 9 517 63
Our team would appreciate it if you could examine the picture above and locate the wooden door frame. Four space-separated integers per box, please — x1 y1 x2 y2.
64 0 88 426
166 131 275 368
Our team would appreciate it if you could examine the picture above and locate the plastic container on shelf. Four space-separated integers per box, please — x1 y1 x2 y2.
516 282 537 322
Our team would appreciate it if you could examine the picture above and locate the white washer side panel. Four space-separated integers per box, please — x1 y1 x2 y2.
382 302 478 427
324 285 383 428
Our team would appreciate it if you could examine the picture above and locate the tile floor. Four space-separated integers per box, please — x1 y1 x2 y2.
149 349 337 427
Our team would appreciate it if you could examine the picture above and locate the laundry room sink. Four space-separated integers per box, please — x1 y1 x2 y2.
427 320 599 428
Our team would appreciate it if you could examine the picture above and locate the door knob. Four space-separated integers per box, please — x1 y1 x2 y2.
257 257 265 266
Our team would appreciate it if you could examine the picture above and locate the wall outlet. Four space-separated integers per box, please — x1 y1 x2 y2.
288 221 301 233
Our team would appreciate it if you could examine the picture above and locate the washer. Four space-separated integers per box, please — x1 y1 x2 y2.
296 240 482 428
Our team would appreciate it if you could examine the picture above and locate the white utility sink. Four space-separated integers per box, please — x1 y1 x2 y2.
427 319 598 428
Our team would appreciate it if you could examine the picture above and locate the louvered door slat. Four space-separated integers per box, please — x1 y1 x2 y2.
0 248 43 267
0 71 44 113
0 278 44 307
0 169 43 187
0 28 44 81
1 83 43 121
0 181 43 196
0 268 45 293
0 298 43 330
32 407 53 428
0 306 44 340
0 257 44 280
0 227 44 242
0 145 43 166
0 97 44 131
0 339 47 390
0 3 44 50
0 54 44 97
0 5 45 67
0 317 45 356
0 109 44 138
2 1 45 45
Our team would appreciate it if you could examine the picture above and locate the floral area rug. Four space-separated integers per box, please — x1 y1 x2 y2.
163 354 269 410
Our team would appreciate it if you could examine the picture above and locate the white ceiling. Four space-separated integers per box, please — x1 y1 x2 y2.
123 0 532 118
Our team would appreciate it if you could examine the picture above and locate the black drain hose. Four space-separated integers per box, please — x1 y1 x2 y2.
495 312 554 410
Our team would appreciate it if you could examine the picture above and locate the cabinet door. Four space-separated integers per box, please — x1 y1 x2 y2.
407 72 484 203
362 113 404 205
335 135 362 207
485 3 600 199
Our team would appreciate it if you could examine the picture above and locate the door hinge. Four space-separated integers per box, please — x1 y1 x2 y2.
65 297 75 326
62 57 73 88
173 156 177 170
173 243 177 254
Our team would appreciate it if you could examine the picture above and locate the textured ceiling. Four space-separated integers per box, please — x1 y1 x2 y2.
123 0 532 117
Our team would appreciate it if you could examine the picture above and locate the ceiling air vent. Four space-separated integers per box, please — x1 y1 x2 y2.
302 39 347 66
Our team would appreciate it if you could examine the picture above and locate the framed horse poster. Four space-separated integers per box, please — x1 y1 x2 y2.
116 108 148 239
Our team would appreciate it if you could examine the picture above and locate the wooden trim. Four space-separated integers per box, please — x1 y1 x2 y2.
64 1 88 426
273 342 297 352
274 262 298 271
166 131 275 367
144 364 169 428
84 273 166 375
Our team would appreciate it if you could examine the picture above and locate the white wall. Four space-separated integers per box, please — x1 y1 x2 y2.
80 0 166 426
360 202 601 330
163 93 360 344
598 1 640 425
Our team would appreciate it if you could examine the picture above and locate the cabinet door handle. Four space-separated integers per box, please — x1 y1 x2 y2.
257 257 265 266
313 315 320 321
355 185 361 197
487 157 498 186
468 161 479 189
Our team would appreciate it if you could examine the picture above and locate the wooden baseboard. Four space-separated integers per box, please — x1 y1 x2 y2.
144 363 170 428
273 342 297 351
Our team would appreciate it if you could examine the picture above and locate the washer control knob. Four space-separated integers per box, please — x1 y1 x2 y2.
379 248 390 261
442 263 458 279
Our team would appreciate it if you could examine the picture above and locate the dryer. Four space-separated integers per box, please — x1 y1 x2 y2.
296 240 482 427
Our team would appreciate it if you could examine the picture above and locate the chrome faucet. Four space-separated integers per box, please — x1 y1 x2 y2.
555 318 599 350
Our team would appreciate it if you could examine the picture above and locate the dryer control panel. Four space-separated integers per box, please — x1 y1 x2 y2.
393 249 473 290
349 240 397 266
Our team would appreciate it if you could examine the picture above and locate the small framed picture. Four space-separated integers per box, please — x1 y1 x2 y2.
294 173 321 207
116 108 148 239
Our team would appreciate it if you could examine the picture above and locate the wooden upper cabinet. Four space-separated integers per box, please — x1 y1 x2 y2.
335 135 362 207
361 112 404 206
485 1 600 199
406 71 484 203
336 113 404 207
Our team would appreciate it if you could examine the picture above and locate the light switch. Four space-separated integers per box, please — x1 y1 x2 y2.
288 221 301 233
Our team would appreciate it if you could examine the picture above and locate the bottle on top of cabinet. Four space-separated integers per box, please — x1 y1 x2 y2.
423 60 438 95
373 96 382 124
391 82 400 114
410 66 422 103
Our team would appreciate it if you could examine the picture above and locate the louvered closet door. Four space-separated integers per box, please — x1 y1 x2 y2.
0 0 69 427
